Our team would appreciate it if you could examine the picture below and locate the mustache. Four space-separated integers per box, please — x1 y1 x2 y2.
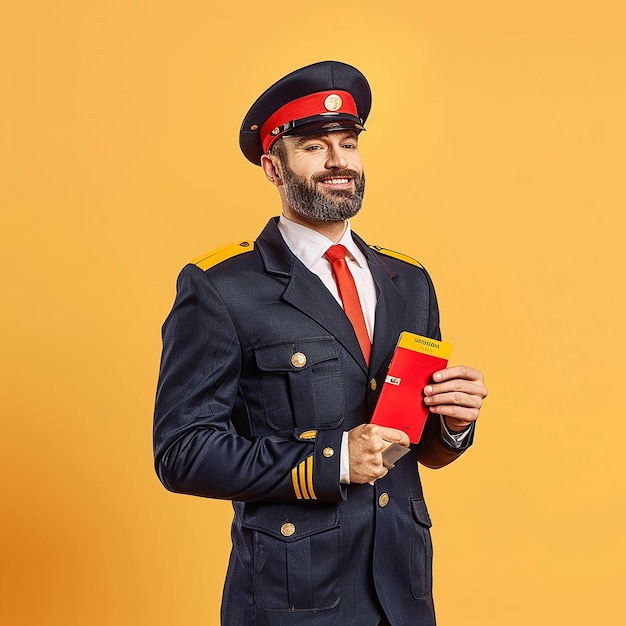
310 169 362 184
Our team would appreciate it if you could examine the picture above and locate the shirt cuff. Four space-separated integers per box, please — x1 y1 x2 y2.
340 431 351 484
440 416 474 449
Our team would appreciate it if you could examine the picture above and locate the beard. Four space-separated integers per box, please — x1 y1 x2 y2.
281 163 366 223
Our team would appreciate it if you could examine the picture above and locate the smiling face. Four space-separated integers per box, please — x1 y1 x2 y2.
268 130 366 225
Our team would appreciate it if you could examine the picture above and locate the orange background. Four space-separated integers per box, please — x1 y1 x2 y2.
2 2 625 624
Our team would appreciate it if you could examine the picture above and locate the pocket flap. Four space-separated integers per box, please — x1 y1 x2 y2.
255 337 338 372
242 502 339 542
411 498 432 528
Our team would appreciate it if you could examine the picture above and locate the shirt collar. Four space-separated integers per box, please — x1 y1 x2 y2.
277 215 367 272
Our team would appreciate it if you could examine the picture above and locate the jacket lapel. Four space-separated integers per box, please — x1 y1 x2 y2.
284 263 368 368
354 234 408 377
256 219 368 372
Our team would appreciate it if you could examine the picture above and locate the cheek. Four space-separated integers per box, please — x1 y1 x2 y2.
289 155 324 179
349 154 363 173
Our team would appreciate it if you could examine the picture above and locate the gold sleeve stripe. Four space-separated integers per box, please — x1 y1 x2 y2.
291 465 303 500
192 241 254 271
298 462 309 499
306 455 317 500
292 455 317 500
369 245 424 269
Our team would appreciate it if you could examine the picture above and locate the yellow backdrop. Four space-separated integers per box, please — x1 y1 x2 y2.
2 1 625 624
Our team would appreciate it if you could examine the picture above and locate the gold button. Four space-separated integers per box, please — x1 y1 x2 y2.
323 447 334 458
291 352 307 368
378 492 390 508
369 378 377 391
280 522 296 537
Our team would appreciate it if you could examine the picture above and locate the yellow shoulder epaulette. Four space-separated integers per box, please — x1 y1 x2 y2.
369 245 424 269
192 240 254 271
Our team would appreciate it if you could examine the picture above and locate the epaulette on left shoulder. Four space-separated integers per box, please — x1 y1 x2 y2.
192 240 254 271
369 245 424 269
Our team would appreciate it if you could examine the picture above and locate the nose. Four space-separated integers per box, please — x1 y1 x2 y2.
325 145 349 170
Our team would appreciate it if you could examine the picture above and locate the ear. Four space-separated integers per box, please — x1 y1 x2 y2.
261 154 283 186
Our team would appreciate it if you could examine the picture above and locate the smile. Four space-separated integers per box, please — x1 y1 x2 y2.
320 177 352 185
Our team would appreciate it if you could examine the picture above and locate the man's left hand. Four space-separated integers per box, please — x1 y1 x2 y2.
423 365 488 432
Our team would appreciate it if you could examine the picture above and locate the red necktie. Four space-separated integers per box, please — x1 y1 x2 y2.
325 244 371 365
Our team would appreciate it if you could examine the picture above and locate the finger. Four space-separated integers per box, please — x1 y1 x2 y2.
432 365 484 384
424 390 484 409
426 402 481 422
424 378 488 399
376 426 411 446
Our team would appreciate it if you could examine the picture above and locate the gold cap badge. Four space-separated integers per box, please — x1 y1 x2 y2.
324 94 343 112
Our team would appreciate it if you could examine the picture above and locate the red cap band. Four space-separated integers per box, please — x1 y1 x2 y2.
260 90 358 154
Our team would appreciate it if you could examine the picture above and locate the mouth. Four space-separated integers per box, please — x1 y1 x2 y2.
321 177 351 185
317 175 354 191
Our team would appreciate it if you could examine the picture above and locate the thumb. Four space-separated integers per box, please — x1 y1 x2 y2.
379 426 410 447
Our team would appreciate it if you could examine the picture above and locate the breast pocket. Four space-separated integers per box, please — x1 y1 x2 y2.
254 337 345 431
242 502 342 612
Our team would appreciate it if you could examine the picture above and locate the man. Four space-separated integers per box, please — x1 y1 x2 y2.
154 61 487 625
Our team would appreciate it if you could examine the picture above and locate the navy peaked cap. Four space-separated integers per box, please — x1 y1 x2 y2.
239 61 372 165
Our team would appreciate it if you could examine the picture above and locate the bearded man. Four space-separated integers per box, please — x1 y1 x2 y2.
153 60 487 626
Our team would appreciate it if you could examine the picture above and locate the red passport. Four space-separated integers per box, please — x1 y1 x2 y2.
371 332 453 443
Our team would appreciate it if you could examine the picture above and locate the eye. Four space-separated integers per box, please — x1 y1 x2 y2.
341 138 358 149
305 144 323 151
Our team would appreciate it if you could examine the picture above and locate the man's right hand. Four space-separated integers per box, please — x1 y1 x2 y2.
347 424 410 484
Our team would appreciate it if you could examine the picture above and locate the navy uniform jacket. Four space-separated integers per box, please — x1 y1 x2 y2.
153 217 473 625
